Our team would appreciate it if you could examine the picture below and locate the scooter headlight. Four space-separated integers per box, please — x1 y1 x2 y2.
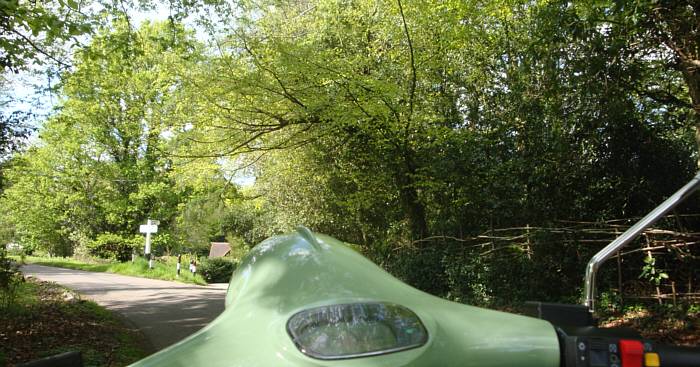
287 302 428 360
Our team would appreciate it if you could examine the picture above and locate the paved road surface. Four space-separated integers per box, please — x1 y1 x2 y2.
21 264 228 353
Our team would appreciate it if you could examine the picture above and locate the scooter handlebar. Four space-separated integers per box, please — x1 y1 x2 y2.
655 344 700 367
556 326 700 367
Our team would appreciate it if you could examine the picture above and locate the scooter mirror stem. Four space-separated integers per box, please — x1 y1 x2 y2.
583 171 700 312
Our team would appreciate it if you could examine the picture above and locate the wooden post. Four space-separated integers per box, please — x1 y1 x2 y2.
616 250 623 309
689 275 693 296
145 230 152 269
671 281 677 306
526 224 532 260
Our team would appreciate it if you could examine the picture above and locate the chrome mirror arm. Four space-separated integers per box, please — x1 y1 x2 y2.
583 172 700 312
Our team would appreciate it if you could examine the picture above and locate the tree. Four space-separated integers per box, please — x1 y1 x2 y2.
176 0 494 240
1 0 92 72
173 0 697 302
1 19 201 255
572 0 699 153
0 110 32 193
1 0 93 194
1 0 695 305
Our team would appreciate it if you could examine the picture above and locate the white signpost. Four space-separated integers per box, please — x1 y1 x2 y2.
139 219 159 269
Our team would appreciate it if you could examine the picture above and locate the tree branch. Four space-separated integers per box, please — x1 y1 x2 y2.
238 32 307 109
397 0 416 120
8 28 71 69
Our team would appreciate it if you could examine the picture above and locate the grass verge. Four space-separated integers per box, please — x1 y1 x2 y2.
20 256 207 285
1 277 150 366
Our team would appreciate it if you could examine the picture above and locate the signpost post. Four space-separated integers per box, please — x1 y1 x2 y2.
139 219 159 269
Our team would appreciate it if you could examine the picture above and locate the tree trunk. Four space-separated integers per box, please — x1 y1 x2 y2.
397 155 428 240
652 0 700 166
682 59 700 167
400 182 428 240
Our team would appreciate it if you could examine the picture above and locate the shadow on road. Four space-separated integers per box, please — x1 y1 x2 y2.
22 264 227 352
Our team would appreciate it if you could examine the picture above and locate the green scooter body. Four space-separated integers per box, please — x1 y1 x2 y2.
130 228 560 367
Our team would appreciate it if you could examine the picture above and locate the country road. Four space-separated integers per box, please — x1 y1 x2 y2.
21 264 228 353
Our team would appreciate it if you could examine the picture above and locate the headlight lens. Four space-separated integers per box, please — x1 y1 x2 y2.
287 302 428 360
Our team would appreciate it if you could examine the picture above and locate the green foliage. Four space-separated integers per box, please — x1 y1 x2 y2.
1 20 202 256
150 233 174 256
0 111 32 164
173 187 233 251
199 257 237 283
0 0 93 72
88 233 140 262
0 248 23 310
220 194 273 247
640 254 670 286
108 257 206 285
223 235 251 261
171 0 698 307
1 0 699 310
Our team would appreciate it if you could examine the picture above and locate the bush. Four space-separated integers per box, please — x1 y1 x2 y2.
200 257 237 283
151 233 176 256
0 249 23 310
88 233 141 262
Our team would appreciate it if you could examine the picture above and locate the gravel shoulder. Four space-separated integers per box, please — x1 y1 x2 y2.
21 264 228 352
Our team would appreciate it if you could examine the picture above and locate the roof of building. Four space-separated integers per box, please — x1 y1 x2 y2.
209 242 231 258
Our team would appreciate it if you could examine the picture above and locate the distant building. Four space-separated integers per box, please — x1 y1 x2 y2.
208 242 231 258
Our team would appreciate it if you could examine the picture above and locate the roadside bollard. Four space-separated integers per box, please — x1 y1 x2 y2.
176 254 181 277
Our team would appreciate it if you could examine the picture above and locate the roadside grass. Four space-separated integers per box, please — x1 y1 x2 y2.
1 278 150 366
107 257 207 285
22 256 112 272
19 256 207 285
